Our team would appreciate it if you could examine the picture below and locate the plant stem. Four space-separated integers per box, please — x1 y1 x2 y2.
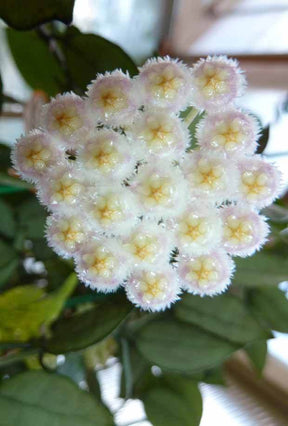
183 107 199 127
0 348 39 368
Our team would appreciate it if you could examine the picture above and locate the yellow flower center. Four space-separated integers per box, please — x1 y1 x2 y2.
127 234 158 262
93 195 123 225
224 215 253 244
85 140 120 172
83 248 115 278
98 88 127 113
212 119 245 151
141 175 173 207
141 119 175 151
55 219 84 249
139 272 167 302
25 142 51 170
149 67 183 100
190 158 225 191
52 106 81 136
53 177 82 203
241 171 269 201
178 215 209 244
196 66 228 98
186 257 219 286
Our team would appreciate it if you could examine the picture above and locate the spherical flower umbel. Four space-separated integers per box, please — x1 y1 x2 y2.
11 54 281 311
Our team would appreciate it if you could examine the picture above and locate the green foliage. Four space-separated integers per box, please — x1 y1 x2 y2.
234 251 288 287
247 287 288 333
175 293 270 344
59 27 139 92
0 199 15 238
0 273 77 342
18 197 47 239
135 320 238 374
244 340 267 376
44 293 132 353
0 0 75 30
6 29 67 96
0 371 113 426
143 376 202 426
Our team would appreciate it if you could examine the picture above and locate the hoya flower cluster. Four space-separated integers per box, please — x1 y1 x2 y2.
12 56 281 312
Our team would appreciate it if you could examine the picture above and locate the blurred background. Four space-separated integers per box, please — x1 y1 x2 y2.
1 1 288 425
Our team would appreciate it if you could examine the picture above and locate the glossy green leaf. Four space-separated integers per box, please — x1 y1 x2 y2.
0 172 32 191
18 197 47 239
247 287 288 333
0 0 75 30
44 293 132 353
135 320 237 374
144 377 202 426
175 293 269 344
245 340 267 375
0 371 113 426
7 29 66 96
0 258 18 288
0 273 77 342
59 27 138 92
233 252 288 287
0 199 15 238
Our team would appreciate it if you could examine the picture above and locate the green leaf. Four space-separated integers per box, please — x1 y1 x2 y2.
247 287 288 333
0 371 113 426
144 378 202 426
0 273 77 342
135 320 238 374
0 0 75 30
0 199 15 238
0 172 32 191
233 252 288 287
245 340 267 376
0 143 12 172
44 293 132 353
59 27 138 92
6 29 66 96
175 293 269 344
0 258 18 288
180 108 205 150
256 125 270 154
18 197 47 239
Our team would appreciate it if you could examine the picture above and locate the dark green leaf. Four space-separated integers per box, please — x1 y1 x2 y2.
247 287 288 333
0 239 17 270
59 27 138 93
0 0 75 30
44 293 132 353
0 172 32 191
18 197 47 239
0 198 15 238
175 293 269 344
0 258 18 288
245 340 267 376
0 143 12 172
135 320 237 374
143 377 202 426
6 29 66 96
0 371 113 426
234 252 288 287
256 125 270 154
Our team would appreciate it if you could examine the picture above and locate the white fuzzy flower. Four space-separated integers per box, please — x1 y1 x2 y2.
75 238 131 292
236 156 282 209
37 166 84 211
182 151 236 202
125 267 180 311
77 128 139 180
128 109 189 159
46 213 89 258
178 249 235 296
123 220 175 267
175 204 223 256
130 161 187 219
12 130 64 182
86 70 139 126
41 93 90 146
136 56 193 112
191 56 245 111
196 109 259 155
85 185 141 236
221 205 269 257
